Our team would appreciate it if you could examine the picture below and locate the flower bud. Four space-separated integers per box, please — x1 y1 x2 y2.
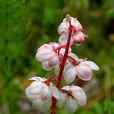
57 85 86 112
25 77 59 110
64 58 99 83
73 31 87 44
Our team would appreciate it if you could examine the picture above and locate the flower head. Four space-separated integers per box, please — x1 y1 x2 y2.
64 58 99 84
25 77 59 111
72 31 87 44
58 17 82 35
58 17 87 45
36 43 59 70
57 85 86 112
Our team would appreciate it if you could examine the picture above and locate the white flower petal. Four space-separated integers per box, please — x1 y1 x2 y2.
25 87 36 101
36 51 55 62
33 98 51 111
42 61 52 71
83 61 99 70
57 92 67 108
62 86 70 91
49 42 59 48
78 63 92 81
64 67 76 84
64 97 77 112
71 17 82 31
27 81 42 94
59 33 72 46
50 84 59 100
59 34 68 45
40 86 51 101
68 53 79 61
49 55 59 66
29 77 44 81
58 18 69 34
71 86 87 106
32 98 44 109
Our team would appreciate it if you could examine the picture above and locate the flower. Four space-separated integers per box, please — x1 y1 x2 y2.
58 17 87 45
64 58 99 84
35 42 59 70
58 17 82 35
57 85 86 112
72 31 87 44
25 77 59 111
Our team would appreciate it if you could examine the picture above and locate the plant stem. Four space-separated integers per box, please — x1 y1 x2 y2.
51 21 72 114
67 56 80 65
56 44 66 50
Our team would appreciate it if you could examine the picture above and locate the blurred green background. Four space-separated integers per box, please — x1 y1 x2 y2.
0 0 114 114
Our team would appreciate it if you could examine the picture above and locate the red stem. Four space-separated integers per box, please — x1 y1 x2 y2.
59 89 74 99
43 77 58 85
51 22 72 114
67 56 80 65
56 44 66 50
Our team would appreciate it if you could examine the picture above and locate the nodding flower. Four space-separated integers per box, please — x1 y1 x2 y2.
58 17 87 45
64 59 99 84
58 17 82 35
57 85 86 113
25 77 59 111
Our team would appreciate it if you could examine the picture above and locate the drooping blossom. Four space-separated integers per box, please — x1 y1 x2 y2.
58 16 87 45
72 31 87 44
25 77 59 111
35 43 59 70
64 58 99 84
57 85 86 112
58 17 82 35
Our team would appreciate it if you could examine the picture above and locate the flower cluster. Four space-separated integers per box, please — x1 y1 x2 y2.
25 15 99 114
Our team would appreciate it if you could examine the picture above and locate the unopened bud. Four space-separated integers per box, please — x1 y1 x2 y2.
66 14 71 22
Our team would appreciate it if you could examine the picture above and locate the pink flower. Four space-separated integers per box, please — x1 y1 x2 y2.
72 31 87 44
35 43 59 70
58 17 82 35
25 77 59 111
64 59 99 84
58 17 87 45
57 85 86 112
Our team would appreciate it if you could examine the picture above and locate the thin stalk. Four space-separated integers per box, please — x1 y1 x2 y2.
55 44 66 50
51 21 72 114
67 56 80 65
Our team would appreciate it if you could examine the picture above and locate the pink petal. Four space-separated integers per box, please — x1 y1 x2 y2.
42 61 53 71
48 55 59 66
49 42 59 48
73 31 86 44
50 84 59 100
71 86 86 106
40 87 51 101
64 97 77 112
58 18 69 34
71 17 82 31
59 33 72 46
57 92 67 108
83 61 99 70
78 63 92 81
64 67 76 84
36 44 55 62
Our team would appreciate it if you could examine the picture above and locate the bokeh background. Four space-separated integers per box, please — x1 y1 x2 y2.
0 0 114 114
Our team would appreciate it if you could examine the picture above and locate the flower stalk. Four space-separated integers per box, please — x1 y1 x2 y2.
51 17 72 114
